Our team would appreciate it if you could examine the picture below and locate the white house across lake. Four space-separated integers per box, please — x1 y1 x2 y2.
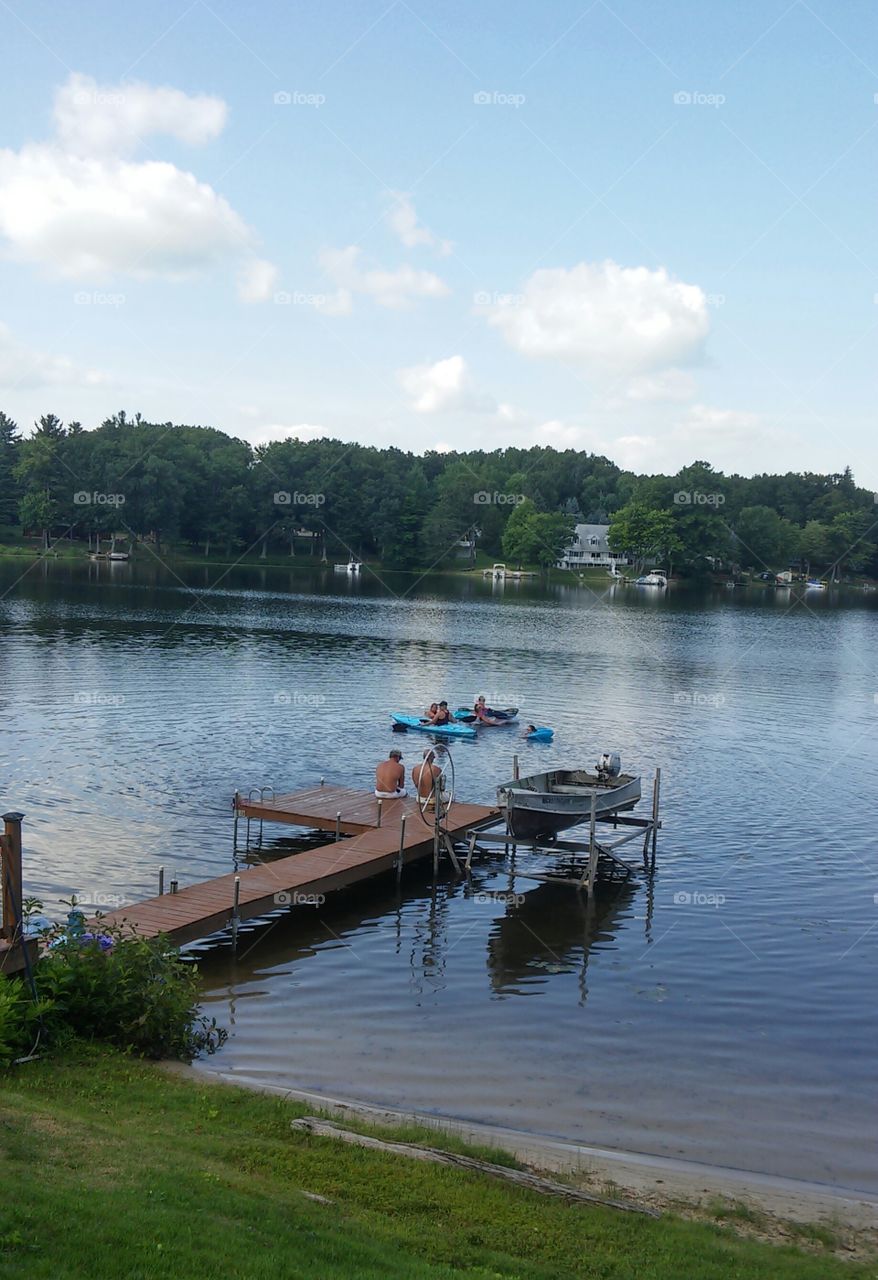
557 523 632 571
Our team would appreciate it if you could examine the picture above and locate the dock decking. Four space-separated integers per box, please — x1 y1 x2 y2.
99 785 498 947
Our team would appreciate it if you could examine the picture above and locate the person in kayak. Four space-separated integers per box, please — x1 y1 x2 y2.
424 702 439 719
375 749 407 798
428 701 452 726
412 748 449 806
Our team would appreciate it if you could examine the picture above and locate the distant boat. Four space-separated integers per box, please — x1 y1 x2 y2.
334 560 362 574
634 570 667 588
805 579 827 590
107 551 129 561
498 756 641 840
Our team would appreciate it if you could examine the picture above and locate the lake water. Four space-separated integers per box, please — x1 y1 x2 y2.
2 558 876 1192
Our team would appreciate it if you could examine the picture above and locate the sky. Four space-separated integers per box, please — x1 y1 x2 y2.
0 0 876 483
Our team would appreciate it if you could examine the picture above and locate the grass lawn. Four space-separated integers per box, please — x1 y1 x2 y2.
0 1045 870 1279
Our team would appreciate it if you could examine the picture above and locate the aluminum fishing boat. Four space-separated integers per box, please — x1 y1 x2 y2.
497 754 641 840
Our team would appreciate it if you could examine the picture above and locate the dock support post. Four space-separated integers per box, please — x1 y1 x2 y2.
377 798 382 828
1 811 24 943
335 811 341 842
232 792 239 858
396 816 406 885
158 866 165 896
231 875 240 950
584 795 598 896
170 873 178 895
512 753 520 781
651 768 661 865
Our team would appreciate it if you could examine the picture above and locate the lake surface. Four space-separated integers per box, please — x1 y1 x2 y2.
2 558 876 1192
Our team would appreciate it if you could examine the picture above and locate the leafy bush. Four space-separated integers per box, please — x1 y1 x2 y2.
0 914 226 1066
0 979 52 1067
36 922 226 1060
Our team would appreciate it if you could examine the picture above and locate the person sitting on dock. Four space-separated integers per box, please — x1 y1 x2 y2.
412 748 449 807
375 749 407 798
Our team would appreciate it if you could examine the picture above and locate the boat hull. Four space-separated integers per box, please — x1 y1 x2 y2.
498 769 641 840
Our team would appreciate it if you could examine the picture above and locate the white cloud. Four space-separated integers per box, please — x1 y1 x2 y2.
0 322 107 389
319 245 449 310
386 191 451 255
485 259 710 377
242 422 327 446
54 73 227 157
238 258 278 303
674 402 760 444
0 73 276 295
625 369 697 403
398 355 494 413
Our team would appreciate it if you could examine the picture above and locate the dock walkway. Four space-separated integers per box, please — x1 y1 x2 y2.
99 785 497 947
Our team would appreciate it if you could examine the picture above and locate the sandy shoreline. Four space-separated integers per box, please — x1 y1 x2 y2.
172 1063 878 1236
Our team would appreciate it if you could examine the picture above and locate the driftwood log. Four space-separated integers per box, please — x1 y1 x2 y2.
290 1116 658 1217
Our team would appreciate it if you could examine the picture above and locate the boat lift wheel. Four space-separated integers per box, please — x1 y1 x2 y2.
416 744 455 828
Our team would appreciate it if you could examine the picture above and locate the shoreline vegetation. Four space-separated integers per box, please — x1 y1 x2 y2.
1 537 876 589
1 1044 874 1278
1 414 876 584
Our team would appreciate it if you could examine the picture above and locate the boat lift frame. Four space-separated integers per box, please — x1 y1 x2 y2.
463 766 661 895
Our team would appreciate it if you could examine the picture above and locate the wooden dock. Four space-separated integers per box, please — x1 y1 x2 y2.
99 786 498 947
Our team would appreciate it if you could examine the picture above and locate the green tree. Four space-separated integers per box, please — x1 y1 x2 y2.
608 502 682 573
0 411 21 527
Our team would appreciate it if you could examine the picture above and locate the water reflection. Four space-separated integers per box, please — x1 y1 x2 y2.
485 880 640 1002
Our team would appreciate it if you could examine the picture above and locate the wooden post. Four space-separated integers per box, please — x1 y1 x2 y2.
231 875 240 949
377 798 383 828
585 794 598 896
396 815 406 885
158 866 165 896
170 873 178 895
1 812 24 942
513 753 520 781
335 811 341 842
651 768 661 863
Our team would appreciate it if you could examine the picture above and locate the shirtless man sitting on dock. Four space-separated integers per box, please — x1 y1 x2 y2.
375 749 406 798
412 748 449 807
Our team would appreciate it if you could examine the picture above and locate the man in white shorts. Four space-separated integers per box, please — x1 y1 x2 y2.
375 749 407 798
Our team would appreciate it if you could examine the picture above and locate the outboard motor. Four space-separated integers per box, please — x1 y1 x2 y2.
597 752 621 780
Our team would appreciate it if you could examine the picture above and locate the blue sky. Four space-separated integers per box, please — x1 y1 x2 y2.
0 0 875 482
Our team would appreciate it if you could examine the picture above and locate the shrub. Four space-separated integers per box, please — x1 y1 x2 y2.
0 978 53 1067
36 922 226 1060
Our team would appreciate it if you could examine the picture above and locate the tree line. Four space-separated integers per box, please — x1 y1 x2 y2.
0 409 875 577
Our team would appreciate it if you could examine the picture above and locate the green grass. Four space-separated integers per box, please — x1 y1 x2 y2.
0 1045 870 1279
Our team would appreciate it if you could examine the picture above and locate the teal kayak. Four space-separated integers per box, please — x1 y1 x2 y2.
391 714 476 740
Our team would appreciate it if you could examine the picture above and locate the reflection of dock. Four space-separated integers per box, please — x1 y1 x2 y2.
99 786 497 946
486 880 639 997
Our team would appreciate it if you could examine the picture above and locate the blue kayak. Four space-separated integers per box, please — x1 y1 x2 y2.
391 714 476 740
525 727 554 742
